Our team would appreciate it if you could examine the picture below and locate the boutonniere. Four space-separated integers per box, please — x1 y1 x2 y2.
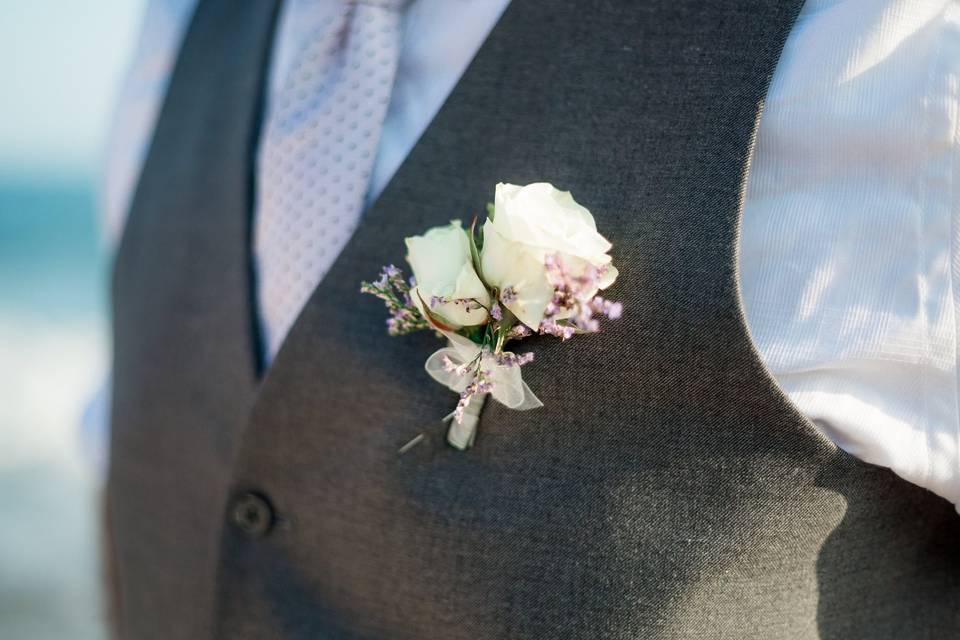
361 182 622 449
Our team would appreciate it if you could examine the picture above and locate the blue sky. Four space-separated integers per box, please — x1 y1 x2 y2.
0 1 145 178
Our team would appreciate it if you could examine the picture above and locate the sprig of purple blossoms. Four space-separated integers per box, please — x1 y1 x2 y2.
360 265 430 336
440 347 534 423
441 354 476 378
441 352 493 424
494 350 534 367
429 295 487 313
453 369 494 424
537 254 623 339
507 323 532 340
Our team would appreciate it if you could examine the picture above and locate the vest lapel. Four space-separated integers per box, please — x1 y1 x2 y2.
109 1 281 637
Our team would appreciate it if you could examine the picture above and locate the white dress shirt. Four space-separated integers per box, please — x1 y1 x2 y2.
740 0 960 506
98 0 960 508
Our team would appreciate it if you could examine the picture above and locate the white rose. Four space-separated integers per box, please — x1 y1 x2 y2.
480 182 618 328
405 220 490 328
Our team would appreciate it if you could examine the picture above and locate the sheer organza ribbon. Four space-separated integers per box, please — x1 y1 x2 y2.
423 330 542 448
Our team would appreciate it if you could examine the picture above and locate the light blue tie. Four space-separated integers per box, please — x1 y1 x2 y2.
254 0 406 362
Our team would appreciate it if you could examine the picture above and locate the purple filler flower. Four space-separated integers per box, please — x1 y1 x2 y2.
360 265 430 336
507 324 532 340
453 369 494 424
494 350 534 368
537 253 623 338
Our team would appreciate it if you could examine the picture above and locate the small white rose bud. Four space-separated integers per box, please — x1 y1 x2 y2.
405 220 490 328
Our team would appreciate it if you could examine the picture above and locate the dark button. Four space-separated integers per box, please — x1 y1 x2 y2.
230 492 274 538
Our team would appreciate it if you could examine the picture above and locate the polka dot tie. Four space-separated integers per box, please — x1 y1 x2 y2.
254 0 406 362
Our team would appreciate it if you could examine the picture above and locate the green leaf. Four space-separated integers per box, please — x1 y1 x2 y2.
461 324 487 345
486 202 495 221
468 215 484 282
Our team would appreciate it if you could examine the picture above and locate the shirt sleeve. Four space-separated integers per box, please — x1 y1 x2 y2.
99 0 198 251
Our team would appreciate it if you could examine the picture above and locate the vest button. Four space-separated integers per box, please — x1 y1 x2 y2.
230 492 274 538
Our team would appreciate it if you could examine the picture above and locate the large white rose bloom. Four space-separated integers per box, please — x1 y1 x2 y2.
480 183 618 328
405 220 490 328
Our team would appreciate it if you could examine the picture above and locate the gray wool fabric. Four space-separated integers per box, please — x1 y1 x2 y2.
107 0 960 638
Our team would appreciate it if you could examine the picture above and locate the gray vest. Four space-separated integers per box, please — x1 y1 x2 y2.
107 0 960 638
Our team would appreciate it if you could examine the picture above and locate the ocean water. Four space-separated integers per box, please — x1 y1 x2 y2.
0 174 110 639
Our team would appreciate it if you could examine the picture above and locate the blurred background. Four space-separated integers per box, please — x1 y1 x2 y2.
0 2 145 638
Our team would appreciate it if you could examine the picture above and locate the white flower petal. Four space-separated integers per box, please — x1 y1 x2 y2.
481 221 554 328
489 182 616 286
405 220 489 328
